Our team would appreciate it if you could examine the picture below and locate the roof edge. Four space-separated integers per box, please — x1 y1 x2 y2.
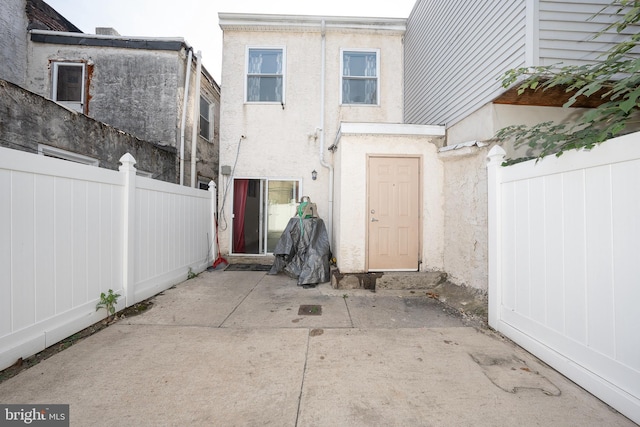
218 12 406 33
339 122 446 136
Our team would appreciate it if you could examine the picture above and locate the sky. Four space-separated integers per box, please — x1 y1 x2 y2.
44 0 417 83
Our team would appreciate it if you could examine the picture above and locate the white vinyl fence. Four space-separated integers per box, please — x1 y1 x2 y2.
0 148 216 371
487 133 640 424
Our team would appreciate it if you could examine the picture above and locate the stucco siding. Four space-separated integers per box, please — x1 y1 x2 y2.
218 16 405 255
1 0 28 86
26 42 181 145
0 79 177 181
404 0 527 127
336 133 444 273
440 148 489 291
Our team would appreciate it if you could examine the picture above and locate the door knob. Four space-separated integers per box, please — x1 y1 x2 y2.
371 217 379 222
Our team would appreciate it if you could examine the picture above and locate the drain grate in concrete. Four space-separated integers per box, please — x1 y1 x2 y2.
298 305 322 316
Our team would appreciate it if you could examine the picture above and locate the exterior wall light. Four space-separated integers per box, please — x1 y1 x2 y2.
312 170 317 180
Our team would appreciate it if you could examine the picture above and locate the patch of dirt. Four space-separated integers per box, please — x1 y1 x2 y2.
0 299 153 385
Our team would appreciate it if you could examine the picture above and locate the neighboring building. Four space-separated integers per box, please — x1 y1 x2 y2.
218 13 445 274
1 78 177 181
1 0 220 186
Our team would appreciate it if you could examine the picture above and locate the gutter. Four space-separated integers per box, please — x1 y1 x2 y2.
190 51 202 188
29 29 187 51
319 19 334 244
179 49 193 186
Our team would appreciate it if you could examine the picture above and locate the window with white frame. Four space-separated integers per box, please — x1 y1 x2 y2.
199 96 212 141
246 47 285 103
341 49 379 105
52 62 86 112
38 144 99 166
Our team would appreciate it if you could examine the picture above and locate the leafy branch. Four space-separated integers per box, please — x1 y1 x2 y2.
496 0 640 159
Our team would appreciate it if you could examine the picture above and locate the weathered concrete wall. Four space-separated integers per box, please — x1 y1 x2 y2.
218 21 405 255
440 147 489 292
185 64 220 187
26 42 182 146
25 38 219 187
0 79 177 181
0 0 28 86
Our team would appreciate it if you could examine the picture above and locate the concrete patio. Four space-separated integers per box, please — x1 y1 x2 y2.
0 269 634 426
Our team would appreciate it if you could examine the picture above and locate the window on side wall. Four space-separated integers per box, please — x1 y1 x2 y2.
52 62 85 113
341 49 379 105
246 47 285 103
38 144 99 166
200 96 212 141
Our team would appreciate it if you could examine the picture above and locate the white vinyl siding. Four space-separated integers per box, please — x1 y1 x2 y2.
404 0 527 127
404 0 637 128
538 0 637 66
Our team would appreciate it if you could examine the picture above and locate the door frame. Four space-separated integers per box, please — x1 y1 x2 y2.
230 176 302 256
365 154 422 271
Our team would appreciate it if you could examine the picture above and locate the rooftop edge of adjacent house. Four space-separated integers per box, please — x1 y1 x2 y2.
218 12 406 33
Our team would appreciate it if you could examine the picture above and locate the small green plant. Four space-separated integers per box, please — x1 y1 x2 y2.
96 289 121 321
187 267 198 280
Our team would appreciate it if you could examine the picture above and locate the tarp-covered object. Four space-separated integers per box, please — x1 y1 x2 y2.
269 217 331 285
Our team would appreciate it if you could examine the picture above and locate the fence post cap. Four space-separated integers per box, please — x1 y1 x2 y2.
119 153 137 172
487 145 506 166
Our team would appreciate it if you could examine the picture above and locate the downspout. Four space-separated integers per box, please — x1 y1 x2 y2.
319 19 334 244
179 48 193 186
190 50 202 188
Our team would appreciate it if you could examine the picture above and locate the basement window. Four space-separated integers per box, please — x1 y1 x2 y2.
38 144 99 166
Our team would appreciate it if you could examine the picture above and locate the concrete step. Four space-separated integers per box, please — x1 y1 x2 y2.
331 270 447 291
331 269 488 325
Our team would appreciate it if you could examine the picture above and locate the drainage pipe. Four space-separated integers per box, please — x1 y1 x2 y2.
319 19 334 244
179 48 193 186
190 50 202 188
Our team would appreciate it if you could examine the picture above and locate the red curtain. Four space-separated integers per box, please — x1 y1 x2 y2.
233 179 249 253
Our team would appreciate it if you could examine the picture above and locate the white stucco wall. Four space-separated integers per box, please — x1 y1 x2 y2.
439 147 489 291
446 103 588 158
441 102 589 292
218 15 406 256
335 132 444 273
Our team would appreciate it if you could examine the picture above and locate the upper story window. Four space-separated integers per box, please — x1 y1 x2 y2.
341 49 379 105
246 47 285 103
52 62 85 113
199 96 213 141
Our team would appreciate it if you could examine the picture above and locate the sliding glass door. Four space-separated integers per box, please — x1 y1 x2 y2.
232 178 300 255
